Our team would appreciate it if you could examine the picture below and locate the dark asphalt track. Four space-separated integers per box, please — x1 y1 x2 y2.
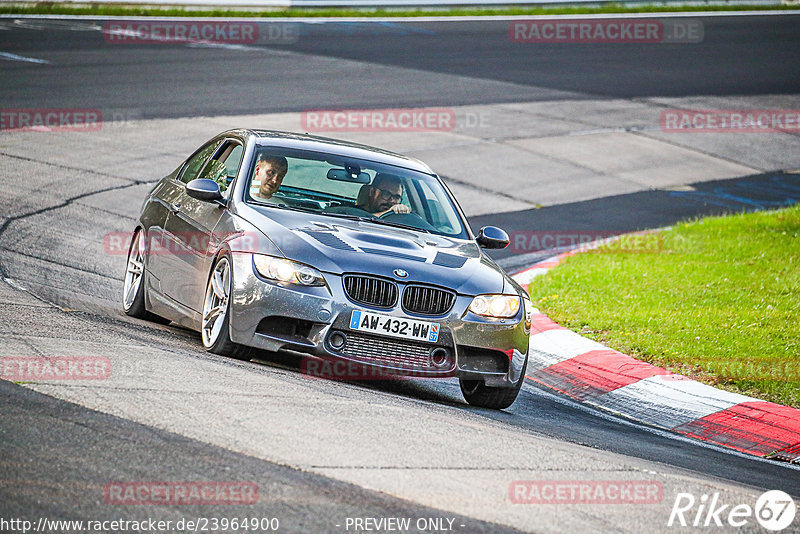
289 16 800 98
0 379 524 534
0 15 798 118
2 299 799 527
2 13 800 531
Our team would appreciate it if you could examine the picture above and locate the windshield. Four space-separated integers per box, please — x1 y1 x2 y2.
244 146 468 238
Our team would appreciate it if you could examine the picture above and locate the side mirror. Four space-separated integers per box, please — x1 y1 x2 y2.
476 226 509 249
186 178 224 203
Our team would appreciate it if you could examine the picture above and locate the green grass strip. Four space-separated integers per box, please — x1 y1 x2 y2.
0 3 797 18
530 204 800 408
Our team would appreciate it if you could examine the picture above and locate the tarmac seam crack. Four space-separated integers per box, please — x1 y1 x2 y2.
0 150 142 183
74 200 139 220
0 203 135 242
0 301 216 358
415 131 647 194
493 105 629 133
630 129 767 173
0 177 152 279
13 337 48 356
440 174 541 207
492 137 649 190
0 247 120 281
405 138 541 207
494 99 659 133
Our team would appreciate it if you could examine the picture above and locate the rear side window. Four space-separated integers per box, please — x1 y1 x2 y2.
177 140 221 184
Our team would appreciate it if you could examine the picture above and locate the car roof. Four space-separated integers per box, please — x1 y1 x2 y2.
234 129 436 175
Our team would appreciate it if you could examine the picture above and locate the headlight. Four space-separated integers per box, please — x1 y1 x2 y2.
469 294 521 318
253 255 326 286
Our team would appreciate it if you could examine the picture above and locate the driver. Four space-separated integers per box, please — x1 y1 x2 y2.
251 155 288 202
357 173 411 217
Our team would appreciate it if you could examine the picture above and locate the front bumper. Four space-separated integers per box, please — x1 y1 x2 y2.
228 252 529 387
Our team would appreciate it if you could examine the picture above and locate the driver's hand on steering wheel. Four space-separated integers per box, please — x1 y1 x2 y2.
385 204 411 215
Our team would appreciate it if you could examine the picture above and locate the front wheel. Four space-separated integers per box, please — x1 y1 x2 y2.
201 255 252 361
460 367 526 410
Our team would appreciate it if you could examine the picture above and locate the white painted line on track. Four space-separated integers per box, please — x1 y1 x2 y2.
0 51 50 64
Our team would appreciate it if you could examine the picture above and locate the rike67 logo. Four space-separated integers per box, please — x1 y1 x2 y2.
668 490 796 531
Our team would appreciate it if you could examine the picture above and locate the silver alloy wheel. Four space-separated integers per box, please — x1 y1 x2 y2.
122 230 145 311
202 258 231 347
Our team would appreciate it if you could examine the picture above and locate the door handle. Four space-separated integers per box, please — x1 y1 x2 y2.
169 203 181 214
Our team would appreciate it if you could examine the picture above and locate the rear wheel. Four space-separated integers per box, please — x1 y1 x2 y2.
122 228 169 324
460 357 527 410
201 255 252 361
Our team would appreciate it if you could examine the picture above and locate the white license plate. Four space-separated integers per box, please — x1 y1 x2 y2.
349 310 439 343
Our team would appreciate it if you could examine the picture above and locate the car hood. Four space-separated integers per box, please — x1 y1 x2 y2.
238 205 508 296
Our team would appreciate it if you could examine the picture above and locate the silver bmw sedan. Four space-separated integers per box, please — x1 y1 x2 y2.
123 129 531 409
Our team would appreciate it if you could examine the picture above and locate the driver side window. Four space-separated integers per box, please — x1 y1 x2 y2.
203 141 244 199
177 140 221 184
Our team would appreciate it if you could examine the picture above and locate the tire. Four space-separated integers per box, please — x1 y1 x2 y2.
460 356 527 410
122 228 170 324
201 255 252 361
